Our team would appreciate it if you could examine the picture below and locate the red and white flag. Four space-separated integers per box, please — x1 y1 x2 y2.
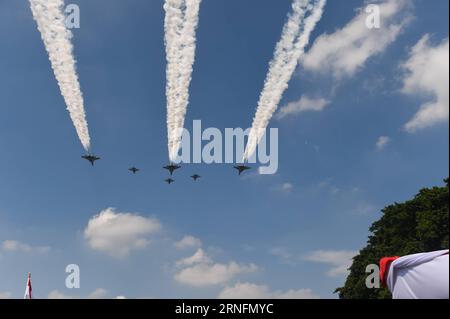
24 273 32 299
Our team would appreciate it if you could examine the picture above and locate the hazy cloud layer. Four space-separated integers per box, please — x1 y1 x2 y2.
47 288 108 299
218 282 319 299
1 240 50 254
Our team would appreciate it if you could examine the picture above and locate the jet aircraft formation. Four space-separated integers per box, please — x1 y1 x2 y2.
81 154 251 184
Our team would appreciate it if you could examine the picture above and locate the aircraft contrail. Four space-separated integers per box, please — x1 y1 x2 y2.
29 0 91 151
243 0 327 161
164 0 202 162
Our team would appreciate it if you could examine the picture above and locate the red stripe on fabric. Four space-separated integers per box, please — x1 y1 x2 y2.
379 256 399 287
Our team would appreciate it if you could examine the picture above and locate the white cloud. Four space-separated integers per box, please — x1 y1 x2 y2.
47 288 108 299
86 288 109 299
276 96 330 119
304 250 357 277
174 236 202 249
48 290 72 299
401 35 449 132
175 262 258 287
84 208 161 258
176 248 212 267
218 282 319 299
1 240 50 254
376 136 391 150
302 0 410 78
0 292 12 299
174 249 258 287
281 183 294 192
273 183 294 194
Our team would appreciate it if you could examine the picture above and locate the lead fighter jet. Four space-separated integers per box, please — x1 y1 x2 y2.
163 163 181 175
165 178 175 185
234 165 251 175
82 154 100 166
191 174 201 181
129 167 140 174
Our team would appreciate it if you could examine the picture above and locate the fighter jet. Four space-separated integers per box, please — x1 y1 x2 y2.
234 165 251 175
191 174 201 181
165 178 175 184
163 163 181 175
129 167 140 174
82 154 100 166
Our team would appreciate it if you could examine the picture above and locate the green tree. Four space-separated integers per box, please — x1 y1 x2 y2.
336 179 449 299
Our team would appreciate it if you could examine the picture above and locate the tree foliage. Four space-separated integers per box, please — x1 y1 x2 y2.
336 179 449 299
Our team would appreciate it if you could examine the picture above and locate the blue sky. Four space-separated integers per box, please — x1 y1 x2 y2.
0 0 448 299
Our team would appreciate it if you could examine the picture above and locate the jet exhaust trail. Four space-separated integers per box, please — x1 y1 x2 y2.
164 0 202 162
29 0 91 151
243 0 327 161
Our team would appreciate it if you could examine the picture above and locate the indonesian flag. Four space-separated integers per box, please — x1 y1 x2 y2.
380 250 449 299
24 273 32 299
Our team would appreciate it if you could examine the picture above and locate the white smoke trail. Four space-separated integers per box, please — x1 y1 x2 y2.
164 0 202 161
243 0 327 161
29 0 91 151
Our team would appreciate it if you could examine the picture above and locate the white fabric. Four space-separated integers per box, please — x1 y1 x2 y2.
387 250 449 299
